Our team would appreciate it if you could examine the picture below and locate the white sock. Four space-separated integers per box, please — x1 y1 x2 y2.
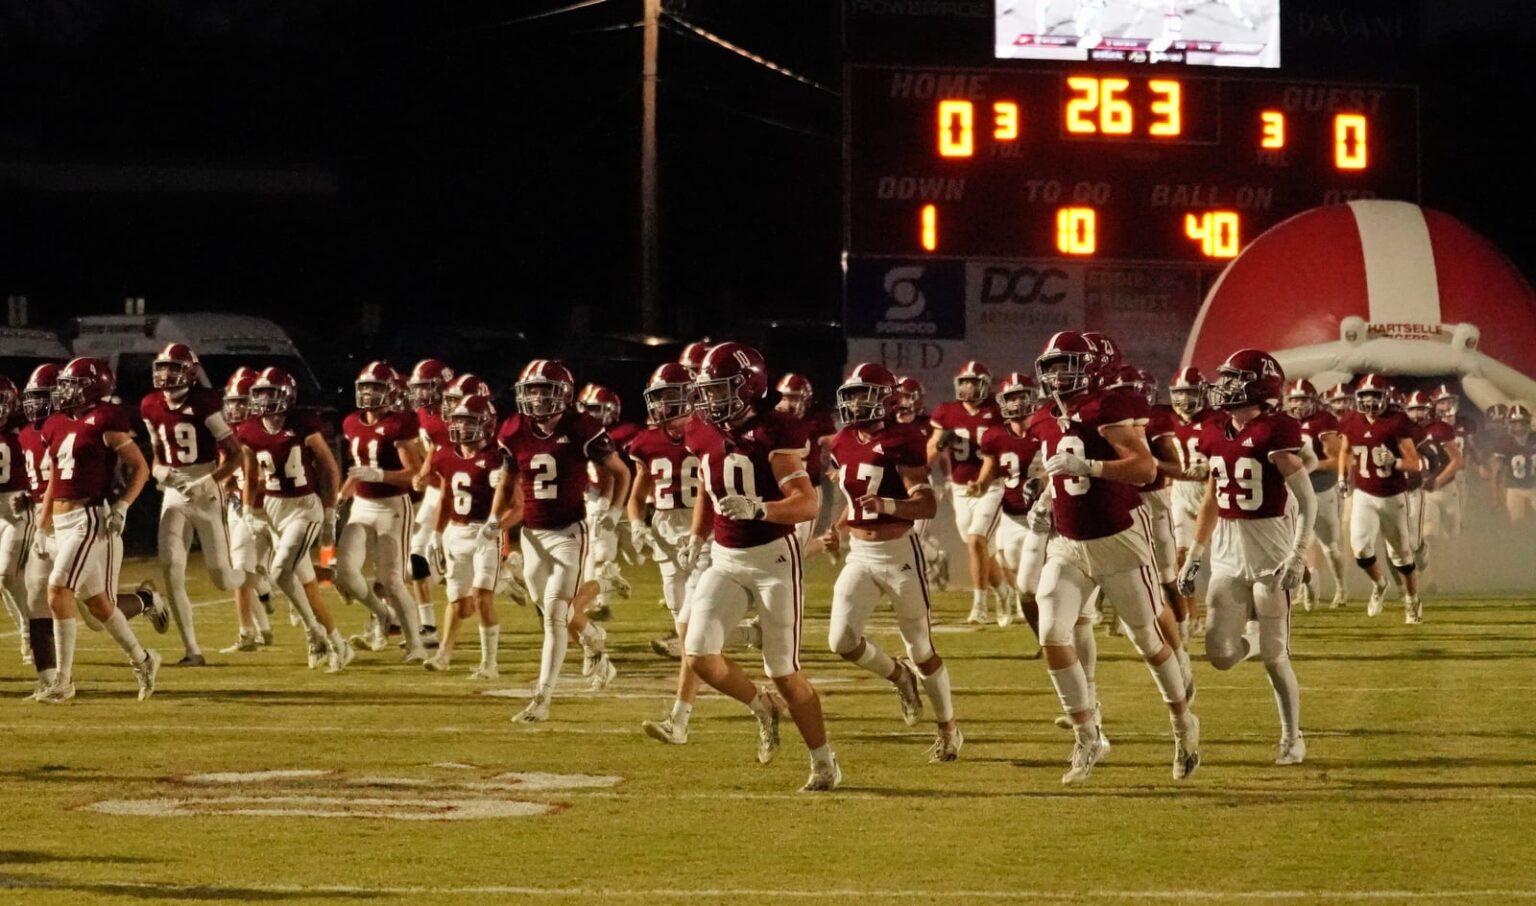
1174 643 1193 689
578 621 605 653
1148 653 1187 706
918 663 955 724
1048 664 1094 715
853 640 896 681
251 602 271 633
165 568 201 655
38 667 58 686
328 628 347 653
479 625 500 667
747 689 771 715
972 588 987 610
538 601 570 692
808 743 834 766
1266 657 1301 741
102 609 146 663
670 698 693 728
54 618 79 682
419 603 436 628
1073 622 1098 703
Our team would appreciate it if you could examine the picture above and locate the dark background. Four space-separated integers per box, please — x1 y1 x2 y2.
2 0 1534 405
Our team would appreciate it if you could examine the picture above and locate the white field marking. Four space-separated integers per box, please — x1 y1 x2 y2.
433 761 479 770
85 795 556 820
4 879 1536 900
184 769 334 784
467 772 622 791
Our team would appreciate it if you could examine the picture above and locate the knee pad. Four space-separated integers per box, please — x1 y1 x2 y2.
1039 613 1076 648
1355 556 1377 570
159 549 188 572
827 620 860 657
901 631 936 667
1205 638 1244 671
409 554 432 581
334 567 370 601
1122 620 1165 660
213 567 243 591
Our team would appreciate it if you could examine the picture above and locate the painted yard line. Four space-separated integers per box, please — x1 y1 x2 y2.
2 878 1535 900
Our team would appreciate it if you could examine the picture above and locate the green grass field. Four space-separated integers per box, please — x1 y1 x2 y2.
2 556 1534 905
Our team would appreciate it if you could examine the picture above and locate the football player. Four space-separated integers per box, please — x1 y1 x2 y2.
1491 404 1535 523
774 373 835 561
1029 331 1200 785
681 342 841 791
218 368 278 652
423 394 504 677
336 361 428 661
574 383 633 621
1167 367 1222 634
824 363 961 761
495 359 627 723
1338 374 1423 622
1 376 31 665
895 376 949 592
975 372 1041 631
929 361 1007 624
140 343 245 666
1404 391 1463 589
1428 385 1474 539
1326 384 1354 419
406 358 455 641
237 367 353 671
38 358 160 703
1284 380 1348 610
1179 350 1314 766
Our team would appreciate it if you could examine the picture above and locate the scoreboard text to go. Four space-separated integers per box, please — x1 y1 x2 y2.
919 204 1245 259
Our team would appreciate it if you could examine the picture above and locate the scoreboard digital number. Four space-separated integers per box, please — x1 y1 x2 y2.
846 67 1420 263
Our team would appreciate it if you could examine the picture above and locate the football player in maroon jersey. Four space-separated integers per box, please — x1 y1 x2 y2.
422 394 504 677
1404 391 1464 594
1178 349 1315 766
680 342 841 791
892 376 950 592
139 342 245 666
1491 404 1536 522
1284 380 1348 610
1326 383 1353 419
1166 366 1222 632
1338 375 1424 621
237 367 352 671
824 363 963 761
16 366 61 693
974 372 1040 631
336 361 428 661
1428 384 1474 540
1 376 31 665
574 383 634 622
39 357 159 703
405 358 455 640
929 360 1008 624
218 367 279 652
1029 332 1200 784
774 373 836 562
493 359 629 722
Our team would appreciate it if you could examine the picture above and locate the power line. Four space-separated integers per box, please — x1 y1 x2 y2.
489 0 611 28
661 10 836 94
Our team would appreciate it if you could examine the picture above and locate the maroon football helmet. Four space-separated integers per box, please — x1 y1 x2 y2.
355 360 398 411
1510 403 1532 439
250 366 299 416
995 371 1038 420
776 373 813 418
1036 331 1101 397
448 393 497 445
578 384 621 426
836 362 899 426
53 357 115 412
441 373 492 421
1326 383 1354 417
679 339 712 378
893 376 925 421
1169 366 1206 417
516 359 574 419
1284 379 1319 420
23 364 59 423
1404 390 1434 425
1354 373 1394 416
644 362 693 425
153 342 201 391
1211 349 1285 410
0 375 16 420
223 367 259 425
692 342 767 426
953 361 992 403
1431 384 1459 422
1082 331 1122 381
407 359 455 410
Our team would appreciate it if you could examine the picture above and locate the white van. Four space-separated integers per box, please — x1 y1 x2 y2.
68 313 324 405
0 326 73 386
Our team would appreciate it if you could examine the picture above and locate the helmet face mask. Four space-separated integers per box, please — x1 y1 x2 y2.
644 384 691 425
691 374 746 425
1170 388 1203 416
517 381 569 419
1511 413 1532 440
52 376 92 412
355 379 390 411
153 361 194 392
997 387 1033 420
448 412 488 445
1035 351 1092 397
22 389 52 422
1435 396 1458 420
1286 393 1316 419
223 395 249 425
1407 404 1431 425
408 381 439 411
836 383 886 426
954 375 990 402
1356 390 1386 416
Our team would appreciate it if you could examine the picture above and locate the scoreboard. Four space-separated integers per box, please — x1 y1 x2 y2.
847 67 1419 263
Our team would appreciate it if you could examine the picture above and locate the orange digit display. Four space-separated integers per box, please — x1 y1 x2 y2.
1335 114 1368 170
938 100 974 157
1065 77 1099 134
1260 111 1285 149
1100 78 1132 134
1148 80 1181 137
993 102 1019 140
1056 207 1097 256
920 204 938 252
1185 211 1241 258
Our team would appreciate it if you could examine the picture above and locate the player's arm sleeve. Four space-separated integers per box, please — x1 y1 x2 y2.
583 428 616 462
204 410 234 441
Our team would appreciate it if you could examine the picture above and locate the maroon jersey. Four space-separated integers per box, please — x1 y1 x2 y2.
1170 408 1225 478
1493 433 1536 489
238 410 327 498
980 421 1042 516
1027 391 1142 541
431 445 502 523
498 410 613 530
1141 404 1176 492
1295 410 1341 492
1198 411 1303 520
626 426 700 511
609 422 642 454
1414 420 1457 489
344 409 419 499
685 408 810 549
140 386 229 468
929 399 1002 484
43 404 134 504
804 409 838 487
0 418 27 494
18 423 52 503
1341 411 1417 497
827 422 928 528
417 407 450 450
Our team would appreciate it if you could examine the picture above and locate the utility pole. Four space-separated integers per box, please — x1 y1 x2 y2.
641 0 661 333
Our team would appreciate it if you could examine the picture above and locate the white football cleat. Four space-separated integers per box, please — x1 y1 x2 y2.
1330 589 1348 609
259 629 274 646
1367 580 1388 617
220 635 259 654
582 625 608 676
800 755 842 793
598 564 631 599
469 664 500 680
39 679 76 704
642 717 689 745
402 646 429 665
288 606 304 627
514 691 550 724
306 637 327 669
893 659 923 726
965 602 988 625
1404 598 1424 625
1295 582 1313 613
326 639 355 674
589 654 617 691
138 580 171 635
1172 712 1201 780
650 632 681 660
995 591 1014 628
755 692 783 765
1275 733 1307 766
927 725 963 763
134 650 163 701
423 652 451 672
1062 728 1110 786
